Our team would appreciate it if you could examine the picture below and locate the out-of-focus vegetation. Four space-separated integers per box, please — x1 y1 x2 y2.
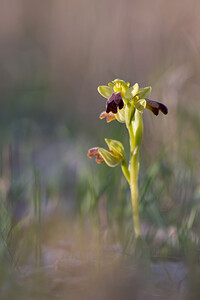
1 0 200 299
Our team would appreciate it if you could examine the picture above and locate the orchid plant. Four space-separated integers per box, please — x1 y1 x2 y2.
88 79 168 238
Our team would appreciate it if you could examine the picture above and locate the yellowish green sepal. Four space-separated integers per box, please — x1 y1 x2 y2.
134 99 146 113
98 86 113 99
115 107 125 123
124 86 134 99
105 138 125 159
137 86 152 99
131 83 139 97
98 148 122 167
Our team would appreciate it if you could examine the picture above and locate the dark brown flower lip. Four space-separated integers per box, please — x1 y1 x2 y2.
146 99 168 116
106 92 124 114
87 147 104 164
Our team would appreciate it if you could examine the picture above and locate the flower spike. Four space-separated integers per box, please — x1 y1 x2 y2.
88 79 168 239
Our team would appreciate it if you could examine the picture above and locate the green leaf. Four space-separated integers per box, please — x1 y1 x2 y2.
121 160 130 184
105 138 125 158
132 109 143 149
97 86 113 99
98 148 122 167
134 99 146 113
125 102 135 127
137 86 152 99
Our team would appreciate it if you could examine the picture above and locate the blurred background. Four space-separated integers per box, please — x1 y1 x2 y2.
1 0 200 299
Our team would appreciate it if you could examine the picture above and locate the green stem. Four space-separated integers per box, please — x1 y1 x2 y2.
121 159 130 184
128 124 141 238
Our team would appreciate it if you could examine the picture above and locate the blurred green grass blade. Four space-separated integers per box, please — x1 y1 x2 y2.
139 153 165 204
